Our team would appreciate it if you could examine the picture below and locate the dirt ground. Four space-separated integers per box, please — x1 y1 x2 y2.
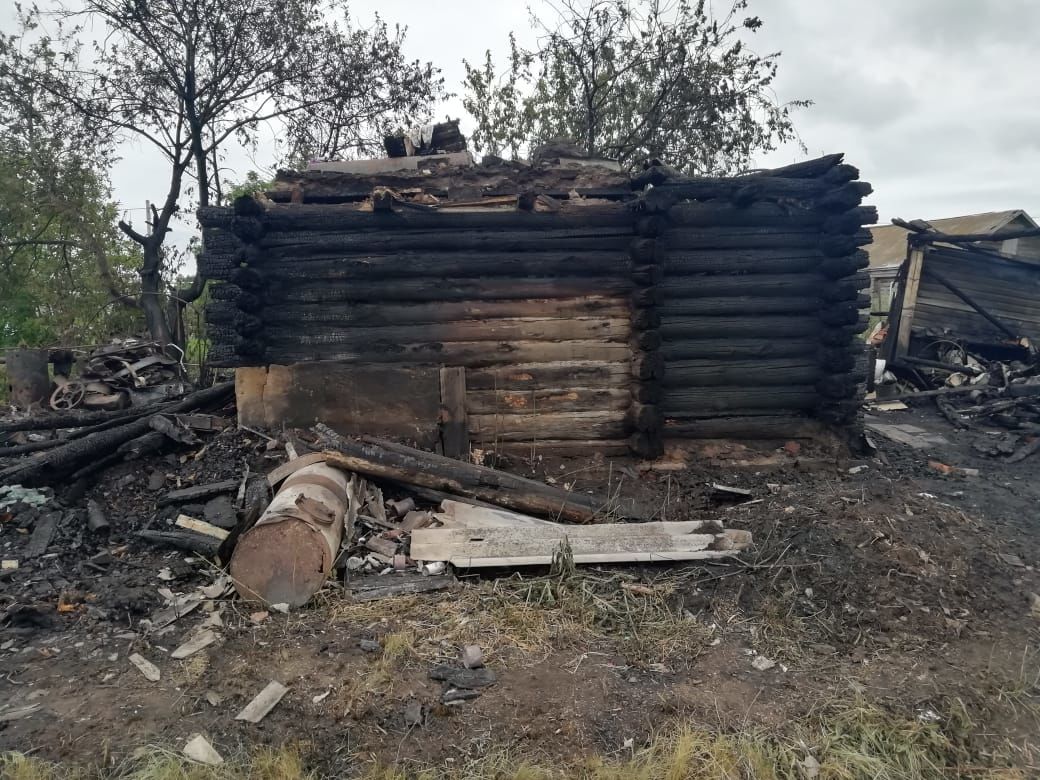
1 404 1039 777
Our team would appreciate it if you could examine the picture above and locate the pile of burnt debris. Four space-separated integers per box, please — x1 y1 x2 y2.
872 338 1040 462
1 387 752 623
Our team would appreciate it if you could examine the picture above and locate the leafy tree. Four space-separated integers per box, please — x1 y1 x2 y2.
0 44 139 350
2 0 443 349
463 0 808 174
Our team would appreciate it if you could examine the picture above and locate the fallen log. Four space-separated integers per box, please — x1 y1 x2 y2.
0 438 65 457
315 426 639 523
229 462 356 606
138 530 222 557
0 382 233 487
158 479 243 506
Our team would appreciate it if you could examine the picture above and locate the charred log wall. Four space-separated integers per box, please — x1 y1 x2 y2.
198 153 872 451
199 203 638 449
636 153 874 449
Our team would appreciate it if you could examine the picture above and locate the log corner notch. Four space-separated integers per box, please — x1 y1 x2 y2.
627 233 664 458
633 153 874 439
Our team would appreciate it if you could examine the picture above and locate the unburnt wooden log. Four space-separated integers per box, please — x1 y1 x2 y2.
469 411 628 442
465 388 631 415
0 382 234 487
315 427 640 522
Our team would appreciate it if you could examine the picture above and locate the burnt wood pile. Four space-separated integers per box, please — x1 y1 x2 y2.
197 153 874 456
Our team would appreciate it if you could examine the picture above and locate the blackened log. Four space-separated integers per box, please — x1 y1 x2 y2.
665 227 871 252
252 251 632 280
260 204 633 232
262 317 630 346
627 403 662 432
0 383 233 487
138 530 222 557
225 297 629 328
258 229 632 255
630 239 664 264
666 249 825 276
664 415 827 439
274 276 634 304
662 339 819 361
662 359 825 388
661 315 820 340
316 427 640 523
256 340 632 367
663 386 819 413
0 439 65 457
660 297 823 316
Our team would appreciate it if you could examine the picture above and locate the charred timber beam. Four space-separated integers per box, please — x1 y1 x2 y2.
664 415 828 439
272 277 635 304
315 427 639 522
660 273 868 300
253 340 633 368
664 228 872 253
211 297 630 328
260 205 634 232
663 386 819 413
261 317 632 345
257 229 633 254
241 252 633 281
662 339 819 361
662 359 826 388
661 315 821 339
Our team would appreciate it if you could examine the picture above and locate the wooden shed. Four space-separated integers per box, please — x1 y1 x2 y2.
198 152 874 457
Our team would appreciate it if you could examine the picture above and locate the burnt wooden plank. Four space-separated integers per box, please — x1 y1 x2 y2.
264 317 631 345
439 367 468 460
275 276 635 304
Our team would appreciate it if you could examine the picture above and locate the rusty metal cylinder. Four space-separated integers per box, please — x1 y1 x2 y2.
230 461 350 606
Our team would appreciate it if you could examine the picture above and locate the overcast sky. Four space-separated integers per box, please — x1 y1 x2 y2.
24 0 1040 246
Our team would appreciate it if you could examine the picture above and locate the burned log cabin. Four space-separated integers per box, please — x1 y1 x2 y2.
198 152 874 458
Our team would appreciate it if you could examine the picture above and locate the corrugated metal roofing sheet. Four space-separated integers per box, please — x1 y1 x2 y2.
867 210 1036 269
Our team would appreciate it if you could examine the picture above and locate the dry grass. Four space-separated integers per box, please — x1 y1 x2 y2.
331 559 713 667
6 700 1029 779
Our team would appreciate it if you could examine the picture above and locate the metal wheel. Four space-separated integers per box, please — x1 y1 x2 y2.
50 382 86 411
